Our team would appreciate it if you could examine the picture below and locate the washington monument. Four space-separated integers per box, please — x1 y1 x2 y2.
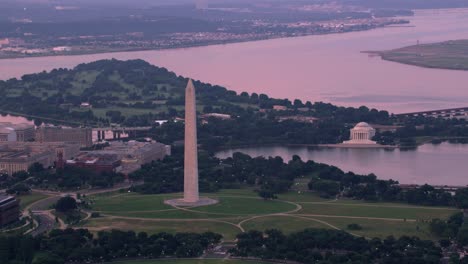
165 79 217 206
183 79 199 203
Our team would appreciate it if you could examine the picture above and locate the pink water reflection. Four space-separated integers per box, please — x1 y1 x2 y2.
1 9 468 113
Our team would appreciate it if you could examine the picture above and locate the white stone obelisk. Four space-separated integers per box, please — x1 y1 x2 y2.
183 79 199 203
164 80 217 207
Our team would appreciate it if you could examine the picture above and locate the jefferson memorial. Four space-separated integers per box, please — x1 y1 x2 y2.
343 122 377 145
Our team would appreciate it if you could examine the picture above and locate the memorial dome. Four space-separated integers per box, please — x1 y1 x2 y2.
342 122 377 145
354 122 372 129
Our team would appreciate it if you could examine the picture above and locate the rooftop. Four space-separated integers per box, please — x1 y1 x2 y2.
0 122 34 130
0 195 15 205
68 152 120 166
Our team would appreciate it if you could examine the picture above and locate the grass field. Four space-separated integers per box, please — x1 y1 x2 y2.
192 197 296 215
91 193 175 212
85 188 457 242
277 191 332 203
376 39 468 71
82 217 241 241
92 191 296 217
17 193 49 210
310 216 435 240
98 210 245 220
242 215 331 233
297 202 457 220
114 259 270 264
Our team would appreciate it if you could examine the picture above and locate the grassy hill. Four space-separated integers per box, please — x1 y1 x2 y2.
0 59 263 126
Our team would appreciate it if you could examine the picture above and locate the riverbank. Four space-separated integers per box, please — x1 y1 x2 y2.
365 39 468 71
215 142 468 186
0 21 408 61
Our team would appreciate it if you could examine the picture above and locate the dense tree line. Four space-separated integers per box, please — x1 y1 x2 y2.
307 163 465 206
376 117 468 146
0 228 221 264
130 151 305 195
1 163 125 191
130 150 468 208
231 228 442 264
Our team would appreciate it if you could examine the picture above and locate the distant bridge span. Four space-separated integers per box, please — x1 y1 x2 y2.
396 107 468 119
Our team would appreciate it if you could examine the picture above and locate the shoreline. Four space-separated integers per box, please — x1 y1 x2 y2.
362 50 468 72
215 142 400 152
0 22 409 61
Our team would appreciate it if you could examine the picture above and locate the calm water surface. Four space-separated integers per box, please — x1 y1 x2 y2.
3 113 466 185
216 143 468 186
1 9 468 113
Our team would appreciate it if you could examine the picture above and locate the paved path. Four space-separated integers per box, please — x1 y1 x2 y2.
21 182 140 236
297 201 458 210
292 213 417 222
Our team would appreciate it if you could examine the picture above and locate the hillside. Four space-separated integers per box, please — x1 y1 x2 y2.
0 59 393 129
374 40 468 71
0 59 266 126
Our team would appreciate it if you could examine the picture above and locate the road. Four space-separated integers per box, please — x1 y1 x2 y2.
29 213 55 236
20 181 141 236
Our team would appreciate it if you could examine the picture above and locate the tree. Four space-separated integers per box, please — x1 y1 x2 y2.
6 183 31 195
455 188 468 209
258 189 277 200
347 223 363 230
457 226 468 247
32 253 64 264
55 196 77 212
28 162 45 174
308 178 340 197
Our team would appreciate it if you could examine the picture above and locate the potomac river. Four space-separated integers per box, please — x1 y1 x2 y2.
1 9 468 113
1 9 468 185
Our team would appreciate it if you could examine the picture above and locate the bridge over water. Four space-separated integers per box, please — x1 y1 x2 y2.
396 107 468 119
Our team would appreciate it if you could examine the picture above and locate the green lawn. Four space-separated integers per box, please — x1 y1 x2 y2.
310 216 435 240
87 189 457 241
114 259 269 264
208 189 257 197
241 214 437 240
297 202 457 220
17 193 49 210
242 215 331 234
91 193 175 212
82 217 241 241
102 210 245 220
92 192 296 217
193 197 296 215
277 191 332 203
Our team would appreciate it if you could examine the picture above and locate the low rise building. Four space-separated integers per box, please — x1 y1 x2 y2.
36 126 93 148
0 127 16 142
201 113 232 120
273 105 288 111
66 152 121 173
0 195 20 226
0 142 80 175
99 140 171 174
277 116 319 123
0 123 35 142
14 123 35 142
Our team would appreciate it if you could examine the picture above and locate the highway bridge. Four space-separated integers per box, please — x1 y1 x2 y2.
395 107 468 119
399 184 468 192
